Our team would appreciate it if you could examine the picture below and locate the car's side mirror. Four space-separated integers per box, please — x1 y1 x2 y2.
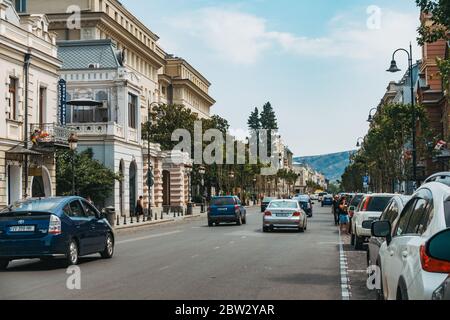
426 228 450 262
371 220 392 244
349 206 355 211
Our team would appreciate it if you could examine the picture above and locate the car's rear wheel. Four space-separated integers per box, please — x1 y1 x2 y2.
65 239 79 266
100 233 114 259
354 234 364 250
242 216 247 224
263 226 270 233
0 259 9 271
208 220 214 227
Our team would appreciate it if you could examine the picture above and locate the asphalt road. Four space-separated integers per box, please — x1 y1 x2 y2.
0 204 361 300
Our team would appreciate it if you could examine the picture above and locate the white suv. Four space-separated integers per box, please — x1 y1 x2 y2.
352 194 395 250
372 182 450 300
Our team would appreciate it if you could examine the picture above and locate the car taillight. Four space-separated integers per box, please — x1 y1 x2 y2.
48 215 62 235
420 245 450 273
362 197 371 212
264 211 272 217
292 212 301 217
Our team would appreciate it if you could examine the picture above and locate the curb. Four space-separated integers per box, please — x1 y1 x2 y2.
114 213 204 232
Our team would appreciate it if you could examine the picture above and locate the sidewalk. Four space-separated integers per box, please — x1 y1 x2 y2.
114 206 205 231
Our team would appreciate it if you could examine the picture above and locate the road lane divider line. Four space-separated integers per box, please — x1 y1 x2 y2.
338 229 351 300
117 230 182 245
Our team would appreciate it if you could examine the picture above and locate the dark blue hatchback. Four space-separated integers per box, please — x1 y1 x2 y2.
0 197 115 270
208 196 247 226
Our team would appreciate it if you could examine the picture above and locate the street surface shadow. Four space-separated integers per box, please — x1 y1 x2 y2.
269 272 338 285
2 257 100 272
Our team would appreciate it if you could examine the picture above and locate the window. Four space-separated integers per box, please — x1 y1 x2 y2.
444 200 450 227
405 199 429 235
15 0 26 13
69 200 84 218
70 104 108 123
395 199 416 237
9 77 18 120
128 93 137 128
39 87 46 125
82 201 98 218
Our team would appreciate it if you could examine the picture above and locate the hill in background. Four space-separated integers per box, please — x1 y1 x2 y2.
294 150 356 182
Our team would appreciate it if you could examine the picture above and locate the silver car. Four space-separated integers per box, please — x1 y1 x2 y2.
262 200 308 233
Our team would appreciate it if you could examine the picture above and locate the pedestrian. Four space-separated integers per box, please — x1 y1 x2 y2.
135 196 144 217
332 195 340 226
338 197 350 234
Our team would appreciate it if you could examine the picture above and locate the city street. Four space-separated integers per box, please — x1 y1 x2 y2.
0 204 373 300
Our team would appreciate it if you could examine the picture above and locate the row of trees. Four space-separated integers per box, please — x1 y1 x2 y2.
341 103 434 192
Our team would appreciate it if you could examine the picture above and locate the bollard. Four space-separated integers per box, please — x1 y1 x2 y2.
160 210 163 220
155 210 158 220
130 214 134 224
116 214 120 226
123 215 127 225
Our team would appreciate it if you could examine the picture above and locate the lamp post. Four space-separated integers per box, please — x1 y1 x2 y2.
367 108 378 123
199 166 206 213
146 101 159 221
386 43 417 188
229 171 235 195
68 133 78 196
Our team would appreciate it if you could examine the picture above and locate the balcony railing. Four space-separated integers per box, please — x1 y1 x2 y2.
29 123 75 149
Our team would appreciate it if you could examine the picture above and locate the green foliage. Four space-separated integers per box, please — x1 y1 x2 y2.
260 102 278 130
56 148 120 205
247 107 261 131
341 103 433 192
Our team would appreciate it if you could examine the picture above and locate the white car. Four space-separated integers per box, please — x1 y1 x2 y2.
310 194 319 201
351 193 395 250
373 182 450 300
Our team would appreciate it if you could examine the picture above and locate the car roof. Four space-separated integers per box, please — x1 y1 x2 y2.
3 196 85 214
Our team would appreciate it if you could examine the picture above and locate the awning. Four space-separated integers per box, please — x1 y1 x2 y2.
6 145 42 156
67 99 103 106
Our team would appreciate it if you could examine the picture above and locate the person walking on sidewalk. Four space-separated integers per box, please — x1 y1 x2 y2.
338 197 350 234
332 195 340 226
135 196 144 218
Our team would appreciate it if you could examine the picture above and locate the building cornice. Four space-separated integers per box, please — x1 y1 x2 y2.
172 78 216 105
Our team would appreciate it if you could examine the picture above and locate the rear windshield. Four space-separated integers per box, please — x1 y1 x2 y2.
444 200 450 227
362 196 393 212
263 198 276 203
0 199 62 214
350 195 364 207
294 196 309 202
211 198 235 206
268 201 298 209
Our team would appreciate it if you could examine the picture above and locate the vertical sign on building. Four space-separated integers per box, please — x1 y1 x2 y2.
58 78 67 126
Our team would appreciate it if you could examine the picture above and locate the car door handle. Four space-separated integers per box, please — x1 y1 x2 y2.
389 250 395 257
401 250 409 259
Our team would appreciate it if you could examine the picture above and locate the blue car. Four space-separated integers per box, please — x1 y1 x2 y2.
208 196 247 226
0 197 115 270
321 195 333 207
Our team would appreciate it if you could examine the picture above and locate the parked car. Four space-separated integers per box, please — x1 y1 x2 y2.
373 182 450 300
366 195 411 288
293 195 313 217
310 194 319 201
348 194 365 235
261 197 277 212
0 197 115 269
424 172 450 186
428 229 450 300
263 199 308 233
321 195 333 207
351 193 395 250
318 192 327 202
208 196 247 226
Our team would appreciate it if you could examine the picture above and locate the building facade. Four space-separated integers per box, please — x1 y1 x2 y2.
0 0 69 207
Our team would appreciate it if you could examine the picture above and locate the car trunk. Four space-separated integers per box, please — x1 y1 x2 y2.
0 211 52 240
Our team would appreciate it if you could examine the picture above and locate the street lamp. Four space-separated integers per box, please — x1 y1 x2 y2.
387 43 418 187
146 101 159 221
68 133 78 196
367 108 378 123
199 166 206 213
229 171 235 195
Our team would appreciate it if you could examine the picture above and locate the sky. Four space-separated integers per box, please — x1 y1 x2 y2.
121 0 421 157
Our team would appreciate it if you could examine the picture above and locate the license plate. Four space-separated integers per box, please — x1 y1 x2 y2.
218 208 227 211
276 214 290 217
9 225 35 232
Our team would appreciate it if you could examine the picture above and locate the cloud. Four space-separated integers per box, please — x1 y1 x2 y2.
166 6 419 64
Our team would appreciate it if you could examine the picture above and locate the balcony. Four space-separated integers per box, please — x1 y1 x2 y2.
29 123 75 151
67 122 125 139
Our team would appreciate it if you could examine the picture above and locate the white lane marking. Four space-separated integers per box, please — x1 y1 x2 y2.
339 228 352 300
117 230 182 245
191 254 199 258
214 246 221 250
229 241 235 245
159 266 170 271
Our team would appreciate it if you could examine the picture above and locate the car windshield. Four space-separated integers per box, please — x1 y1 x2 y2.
263 198 276 203
295 196 309 202
211 197 235 206
362 196 393 212
0 198 63 213
268 201 298 209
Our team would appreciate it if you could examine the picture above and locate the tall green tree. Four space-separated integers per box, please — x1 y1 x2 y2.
56 149 120 206
260 102 278 158
247 107 261 159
